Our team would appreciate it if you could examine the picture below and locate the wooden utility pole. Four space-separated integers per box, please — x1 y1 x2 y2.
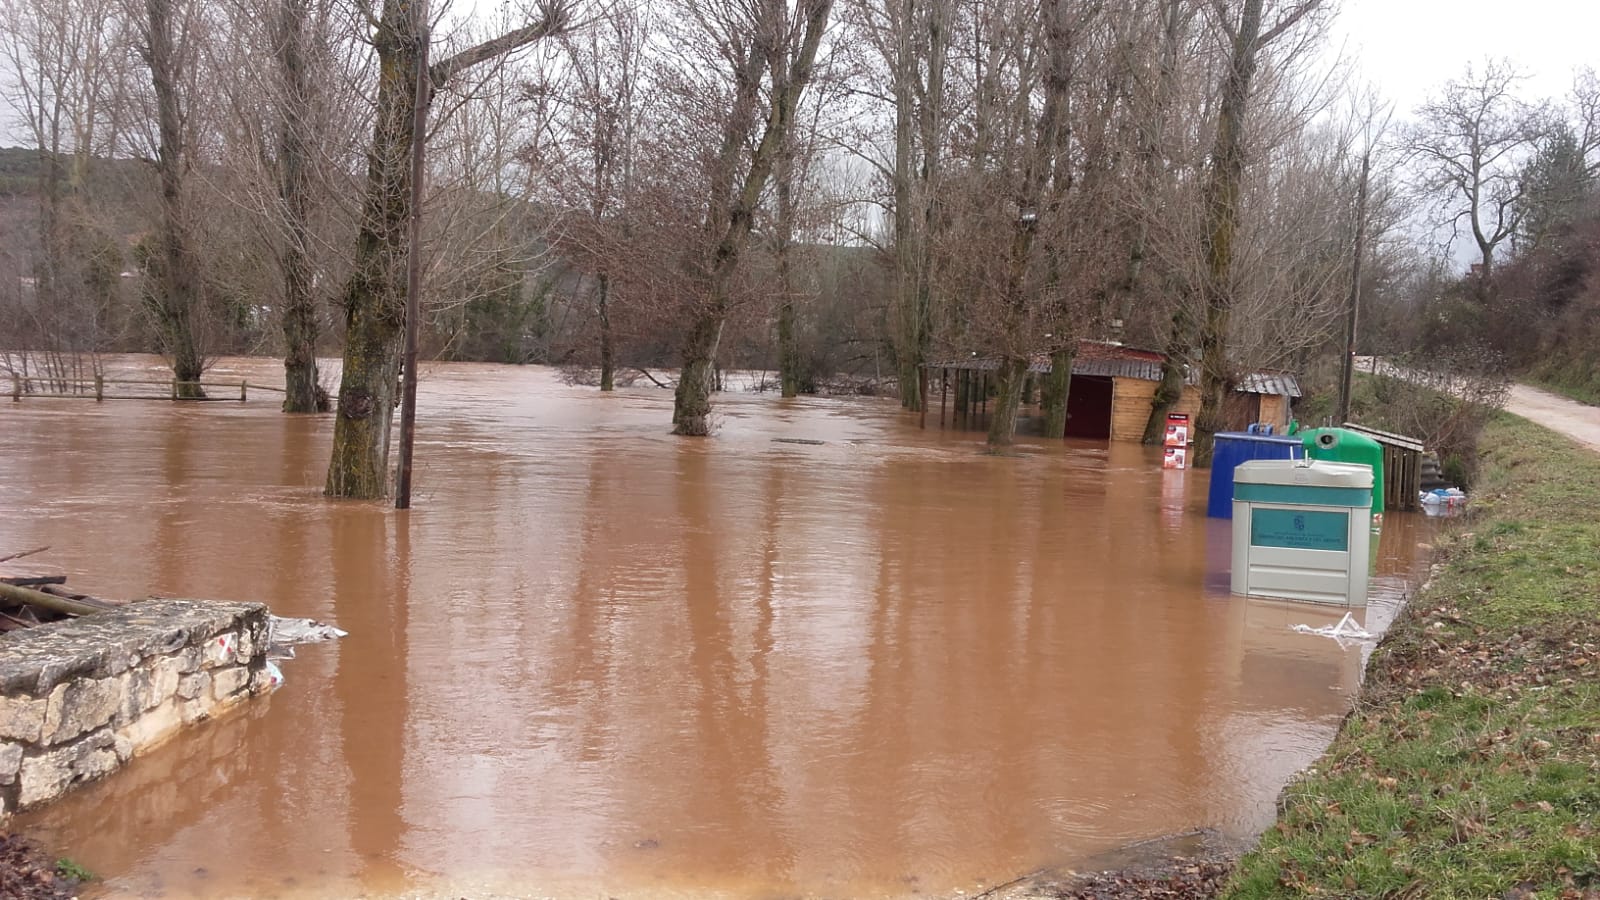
1336 150 1370 426
396 11 430 510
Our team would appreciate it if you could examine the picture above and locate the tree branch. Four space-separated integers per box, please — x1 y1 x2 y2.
430 0 571 86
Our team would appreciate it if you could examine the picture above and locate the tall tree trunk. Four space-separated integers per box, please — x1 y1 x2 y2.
277 0 322 413
143 0 205 399
325 0 568 496
1192 0 1266 468
597 272 614 391
985 0 1069 449
325 0 421 498
986 356 1029 447
670 0 833 435
1042 347 1072 438
775 129 801 399
891 9 920 411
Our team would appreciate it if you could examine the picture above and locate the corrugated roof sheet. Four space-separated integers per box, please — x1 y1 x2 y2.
1236 372 1302 398
928 343 1302 397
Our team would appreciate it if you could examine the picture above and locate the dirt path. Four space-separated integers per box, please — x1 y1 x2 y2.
1353 356 1600 453
1504 382 1600 452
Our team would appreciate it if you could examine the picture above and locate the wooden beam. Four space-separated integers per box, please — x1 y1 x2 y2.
0 581 110 618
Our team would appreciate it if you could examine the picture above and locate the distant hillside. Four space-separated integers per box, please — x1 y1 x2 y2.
0 146 155 204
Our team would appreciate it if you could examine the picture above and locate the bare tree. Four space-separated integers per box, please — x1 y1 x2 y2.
1404 60 1543 303
324 0 572 499
129 0 215 398
666 0 836 436
1186 0 1325 465
0 0 126 385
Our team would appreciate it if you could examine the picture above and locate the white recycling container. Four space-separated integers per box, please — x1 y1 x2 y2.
1230 459 1375 606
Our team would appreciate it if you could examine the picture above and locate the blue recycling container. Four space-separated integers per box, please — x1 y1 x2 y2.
1206 432 1306 519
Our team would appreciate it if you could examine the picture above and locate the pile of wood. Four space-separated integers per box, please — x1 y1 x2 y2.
0 548 123 633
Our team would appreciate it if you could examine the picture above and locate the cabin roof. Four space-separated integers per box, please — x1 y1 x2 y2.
928 341 1302 397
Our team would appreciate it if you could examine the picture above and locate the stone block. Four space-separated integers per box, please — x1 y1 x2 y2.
173 647 202 675
19 748 72 806
180 698 210 726
75 748 118 781
17 730 117 808
44 676 124 746
0 695 45 743
177 672 210 701
117 699 183 752
211 667 249 701
146 656 184 707
0 742 21 784
112 734 133 763
201 632 239 669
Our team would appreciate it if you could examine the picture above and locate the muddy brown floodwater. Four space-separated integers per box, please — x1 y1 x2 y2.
0 357 1434 900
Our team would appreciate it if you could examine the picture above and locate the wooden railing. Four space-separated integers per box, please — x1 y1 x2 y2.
9 374 287 402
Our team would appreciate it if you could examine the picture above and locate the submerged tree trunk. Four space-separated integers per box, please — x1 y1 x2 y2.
670 0 833 435
1042 347 1072 438
276 0 322 413
986 356 1029 447
142 0 205 399
325 1 421 498
1143 300 1192 443
775 132 801 399
598 273 614 391
673 314 722 435
777 300 799 397
325 0 568 497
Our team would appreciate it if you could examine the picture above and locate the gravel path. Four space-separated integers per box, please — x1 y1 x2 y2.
1504 382 1600 452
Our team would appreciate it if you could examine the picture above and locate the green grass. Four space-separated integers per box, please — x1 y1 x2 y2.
1222 414 1600 899
54 857 93 882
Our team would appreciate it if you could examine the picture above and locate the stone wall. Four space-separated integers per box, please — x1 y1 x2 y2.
0 598 272 819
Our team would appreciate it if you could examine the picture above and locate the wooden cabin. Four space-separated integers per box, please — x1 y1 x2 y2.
926 342 1301 442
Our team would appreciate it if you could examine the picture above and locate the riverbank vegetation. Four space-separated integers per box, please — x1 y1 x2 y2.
1222 414 1600 898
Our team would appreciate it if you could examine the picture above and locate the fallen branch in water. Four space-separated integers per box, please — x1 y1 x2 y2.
0 546 49 565
634 367 674 390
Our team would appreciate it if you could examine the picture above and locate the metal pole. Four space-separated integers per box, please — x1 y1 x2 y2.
1336 151 1370 426
396 11 430 510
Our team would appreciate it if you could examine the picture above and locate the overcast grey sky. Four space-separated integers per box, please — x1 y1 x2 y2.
1331 0 1597 113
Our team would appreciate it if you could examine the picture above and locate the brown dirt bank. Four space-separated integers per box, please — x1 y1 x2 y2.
0 831 81 899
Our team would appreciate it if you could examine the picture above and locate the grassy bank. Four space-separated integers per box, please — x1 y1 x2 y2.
1223 414 1600 898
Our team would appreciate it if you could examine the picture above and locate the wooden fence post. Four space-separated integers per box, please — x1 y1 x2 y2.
240 381 247 401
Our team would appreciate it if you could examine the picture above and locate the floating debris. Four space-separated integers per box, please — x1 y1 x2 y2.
267 616 348 660
1291 612 1374 642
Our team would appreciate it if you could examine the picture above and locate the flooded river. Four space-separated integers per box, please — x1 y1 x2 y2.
1 357 1433 899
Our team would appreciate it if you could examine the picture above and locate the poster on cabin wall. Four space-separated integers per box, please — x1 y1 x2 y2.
1163 413 1190 470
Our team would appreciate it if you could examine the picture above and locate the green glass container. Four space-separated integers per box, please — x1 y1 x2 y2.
1301 427 1385 516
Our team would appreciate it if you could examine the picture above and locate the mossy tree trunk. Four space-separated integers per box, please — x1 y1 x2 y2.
141 0 206 399
324 0 569 497
325 0 419 498
986 357 1029 447
1042 347 1072 438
